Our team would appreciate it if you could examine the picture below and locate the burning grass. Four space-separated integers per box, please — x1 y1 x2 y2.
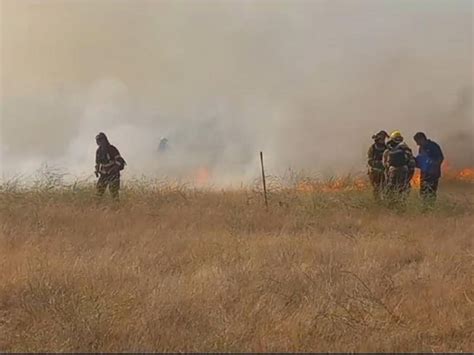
412 163 474 188
0 175 473 352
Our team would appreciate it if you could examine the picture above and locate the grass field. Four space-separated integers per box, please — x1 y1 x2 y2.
0 176 473 352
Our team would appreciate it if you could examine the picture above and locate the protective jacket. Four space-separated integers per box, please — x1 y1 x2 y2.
384 141 416 170
95 144 126 176
368 143 387 171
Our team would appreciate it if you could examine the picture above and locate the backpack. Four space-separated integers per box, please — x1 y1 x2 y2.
388 147 408 168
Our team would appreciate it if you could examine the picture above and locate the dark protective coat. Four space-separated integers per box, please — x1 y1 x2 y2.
95 144 126 176
367 143 387 199
95 135 126 199
383 140 416 199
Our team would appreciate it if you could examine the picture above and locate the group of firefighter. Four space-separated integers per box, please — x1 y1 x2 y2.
92 130 445 206
367 130 444 206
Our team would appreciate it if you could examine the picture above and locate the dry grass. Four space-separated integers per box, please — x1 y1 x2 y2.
0 178 473 352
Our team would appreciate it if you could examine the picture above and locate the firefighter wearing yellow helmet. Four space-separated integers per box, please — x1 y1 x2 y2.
389 130 403 140
383 130 416 203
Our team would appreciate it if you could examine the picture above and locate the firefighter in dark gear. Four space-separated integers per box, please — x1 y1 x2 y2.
158 137 169 153
383 131 416 202
367 130 389 200
95 132 126 200
414 132 444 205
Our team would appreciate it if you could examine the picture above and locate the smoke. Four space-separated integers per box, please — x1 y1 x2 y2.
1 0 472 185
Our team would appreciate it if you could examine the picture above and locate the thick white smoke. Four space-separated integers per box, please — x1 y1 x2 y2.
1 0 472 185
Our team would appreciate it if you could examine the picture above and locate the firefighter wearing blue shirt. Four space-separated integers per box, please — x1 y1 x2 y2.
413 132 444 203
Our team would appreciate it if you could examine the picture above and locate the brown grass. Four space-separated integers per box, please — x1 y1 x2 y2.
0 180 473 352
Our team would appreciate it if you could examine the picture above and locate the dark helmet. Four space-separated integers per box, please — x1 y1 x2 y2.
372 130 389 140
95 132 109 145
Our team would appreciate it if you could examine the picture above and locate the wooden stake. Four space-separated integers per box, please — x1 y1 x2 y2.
260 151 268 209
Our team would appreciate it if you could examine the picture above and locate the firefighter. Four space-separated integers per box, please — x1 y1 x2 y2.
94 132 126 200
383 131 416 203
367 130 389 200
413 132 444 205
158 137 169 153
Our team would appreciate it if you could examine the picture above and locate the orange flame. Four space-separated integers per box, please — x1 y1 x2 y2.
412 170 421 188
456 168 474 182
296 164 474 193
442 160 452 175
195 167 211 186
440 161 474 183
411 161 474 189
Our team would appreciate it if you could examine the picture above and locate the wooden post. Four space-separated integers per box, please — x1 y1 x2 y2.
260 151 268 209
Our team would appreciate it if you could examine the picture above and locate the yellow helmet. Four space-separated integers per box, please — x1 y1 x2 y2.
390 130 403 140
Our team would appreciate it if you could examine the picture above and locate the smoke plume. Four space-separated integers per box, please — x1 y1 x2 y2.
1 0 472 185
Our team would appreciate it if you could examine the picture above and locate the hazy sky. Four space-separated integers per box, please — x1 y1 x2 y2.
1 0 472 183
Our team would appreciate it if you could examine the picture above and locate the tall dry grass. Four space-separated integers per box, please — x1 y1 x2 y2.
0 177 473 352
